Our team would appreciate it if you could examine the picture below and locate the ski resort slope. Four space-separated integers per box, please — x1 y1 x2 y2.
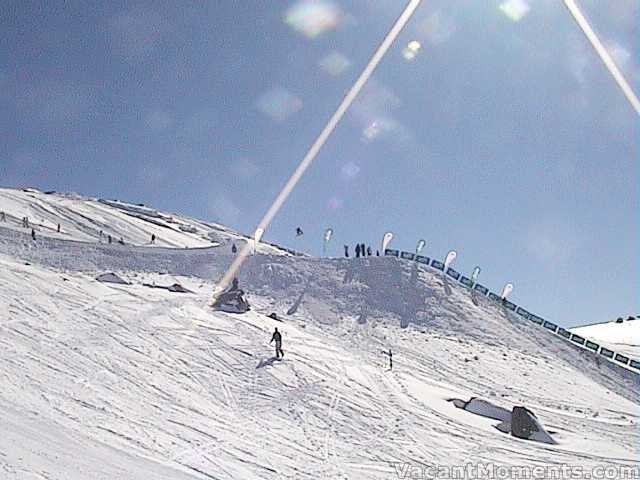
0 187 289 255
0 191 639 479
572 319 640 360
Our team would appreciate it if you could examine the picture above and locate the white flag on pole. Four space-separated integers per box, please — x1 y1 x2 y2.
444 250 457 271
253 227 264 254
501 283 514 299
471 266 481 285
382 232 394 253
323 228 333 256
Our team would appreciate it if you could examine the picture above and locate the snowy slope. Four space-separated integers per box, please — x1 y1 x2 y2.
571 319 640 360
1 190 639 479
0 187 292 255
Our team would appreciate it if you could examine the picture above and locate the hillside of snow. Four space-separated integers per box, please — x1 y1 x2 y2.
572 318 640 360
0 187 292 255
1 188 638 479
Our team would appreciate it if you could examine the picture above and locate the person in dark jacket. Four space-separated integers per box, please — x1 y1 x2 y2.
344 245 349 257
31 228 36 240
296 227 304 237
270 327 284 359
231 243 237 254
355 244 361 258
367 246 372 256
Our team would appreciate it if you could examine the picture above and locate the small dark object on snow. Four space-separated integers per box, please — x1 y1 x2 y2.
231 243 237 254
616 317 624 323
151 234 156 244
367 246 372 256
168 283 193 293
344 245 349 257
296 227 304 237
267 312 282 322
31 229 36 240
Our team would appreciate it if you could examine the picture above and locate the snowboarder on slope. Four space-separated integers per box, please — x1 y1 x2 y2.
270 327 284 359
231 243 237 254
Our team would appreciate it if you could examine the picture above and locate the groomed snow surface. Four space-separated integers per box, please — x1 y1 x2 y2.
0 188 638 479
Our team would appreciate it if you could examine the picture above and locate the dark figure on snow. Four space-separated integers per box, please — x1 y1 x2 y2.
376 250 380 256
367 246 372 256
231 243 237 254
31 229 36 240
383 349 393 370
344 245 349 258
0 211 5 222
355 244 361 258
57 223 61 233
108 234 112 244
270 327 284 359
151 233 156 244
360 243 366 257
118 237 124 245
296 227 304 237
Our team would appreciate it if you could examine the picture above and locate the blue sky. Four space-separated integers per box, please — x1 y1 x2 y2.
2 0 638 327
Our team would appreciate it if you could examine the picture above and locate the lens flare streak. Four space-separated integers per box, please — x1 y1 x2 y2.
211 0 423 303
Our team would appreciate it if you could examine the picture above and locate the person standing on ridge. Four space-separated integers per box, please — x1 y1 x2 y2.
355 244 361 258
344 245 349 257
367 246 372 256
270 327 284 359
231 243 237 254
151 233 156 244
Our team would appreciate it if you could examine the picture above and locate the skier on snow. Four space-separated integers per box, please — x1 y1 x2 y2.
270 327 284 359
